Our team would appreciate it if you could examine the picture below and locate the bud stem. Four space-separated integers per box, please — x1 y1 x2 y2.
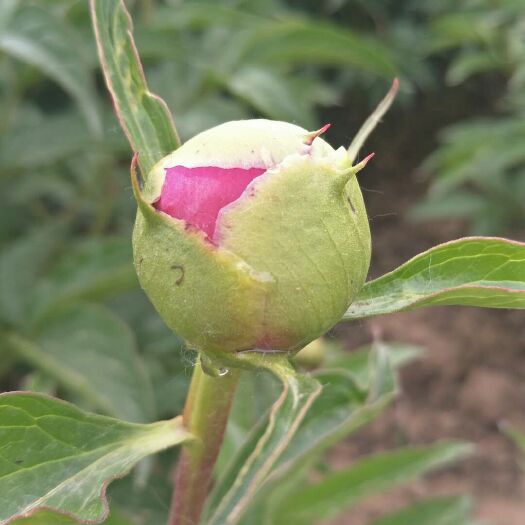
168 361 241 525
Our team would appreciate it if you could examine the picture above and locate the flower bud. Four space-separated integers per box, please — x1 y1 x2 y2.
132 119 371 354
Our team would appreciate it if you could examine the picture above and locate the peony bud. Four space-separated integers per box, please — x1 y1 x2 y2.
132 119 371 355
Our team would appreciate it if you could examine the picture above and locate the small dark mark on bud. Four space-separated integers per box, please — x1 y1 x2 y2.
15 459 23 465
171 264 185 285
347 196 356 213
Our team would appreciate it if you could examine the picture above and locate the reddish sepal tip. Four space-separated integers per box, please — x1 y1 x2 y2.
304 123 331 145
362 152 375 164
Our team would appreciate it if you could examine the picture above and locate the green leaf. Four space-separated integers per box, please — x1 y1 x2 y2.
216 342 415 524
447 50 501 85
0 112 92 171
0 110 126 172
150 3 262 31
240 19 398 77
204 355 322 525
369 496 473 525
274 441 472 524
6 303 155 423
32 236 136 323
270 343 399 482
0 1 19 33
90 0 180 176
0 225 62 327
0 6 101 134
0 392 192 525
222 67 316 128
20 373 57 396
0 344 15 378
237 343 402 524
345 237 525 320
11 507 134 524
325 342 421 390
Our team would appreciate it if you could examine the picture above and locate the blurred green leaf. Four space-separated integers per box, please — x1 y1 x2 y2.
325 343 421 390
274 441 472 524
223 66 316 128
345 237 525 320
0 225 62 327
12 507 134 524
419 1 525 234
424 118 525 195
0 343 15 377
109 290 189 419
239 19 398 76
7 303 155 422
0 392 192 524
410 191 487 223
270 342 400 484
212 342 410 524
151 3 262 32
90 0 180 176
446 50 501 85
32 236 136 322
108 473 172 525
0 112 91 171
20 372 57 396
0 5 101 133
0 0 20 33
369 496 474 525
0 109 126 172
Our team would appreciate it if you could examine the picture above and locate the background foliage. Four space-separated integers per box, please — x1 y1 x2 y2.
1 0 524 524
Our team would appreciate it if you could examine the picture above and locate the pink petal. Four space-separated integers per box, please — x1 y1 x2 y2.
154 166 266 240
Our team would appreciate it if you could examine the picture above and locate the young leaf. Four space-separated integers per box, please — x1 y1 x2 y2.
90 0 180 176
345 237 525 320
204 355 322 525
369 496 473 525
0 392 193 525
5 304 155 423
274 441 472 524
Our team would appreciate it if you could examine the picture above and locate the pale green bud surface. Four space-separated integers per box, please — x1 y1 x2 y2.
132 119 371 354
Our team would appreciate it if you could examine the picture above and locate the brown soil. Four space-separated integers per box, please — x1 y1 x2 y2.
322 90 525 525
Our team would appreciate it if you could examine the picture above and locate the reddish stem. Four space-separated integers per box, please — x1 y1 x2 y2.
168 362 241 525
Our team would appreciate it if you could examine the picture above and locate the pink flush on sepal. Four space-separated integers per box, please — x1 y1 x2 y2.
154 165 266 240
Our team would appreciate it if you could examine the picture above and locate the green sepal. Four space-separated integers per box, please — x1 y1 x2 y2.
130 156 273 353
217 151 371 351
